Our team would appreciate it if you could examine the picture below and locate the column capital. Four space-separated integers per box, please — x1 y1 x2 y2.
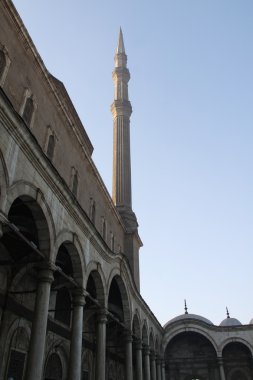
134 338 143 350
143 345 150 356
37 263 54 284
150 351 156 361
72 289 86 307
96 308 108 324
124 330 133 343
217 357 224 364
156 356 162 364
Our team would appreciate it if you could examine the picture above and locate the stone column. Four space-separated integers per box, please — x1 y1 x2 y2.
218 357 226 380
25 265 54 380
95 309 107 380
135 339 143 380
161 360 166 380
67 290 86 380
156 357 161 380
125 331 133 380
143 346 151 380
150 352 157 380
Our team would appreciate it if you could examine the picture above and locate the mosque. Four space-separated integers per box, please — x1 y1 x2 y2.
0 1 252 379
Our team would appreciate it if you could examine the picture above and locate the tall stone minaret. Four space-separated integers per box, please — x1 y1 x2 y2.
111 28 142 290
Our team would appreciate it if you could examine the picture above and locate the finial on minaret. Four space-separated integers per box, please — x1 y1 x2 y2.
114 27 127 68
116 27 125 54
226 307 230 318
184 299 188 314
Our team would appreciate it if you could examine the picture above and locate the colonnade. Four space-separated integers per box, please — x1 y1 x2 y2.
22 263 164 380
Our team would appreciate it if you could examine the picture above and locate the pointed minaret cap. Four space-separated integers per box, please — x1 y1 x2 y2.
116 27 125 54
184 299 188 314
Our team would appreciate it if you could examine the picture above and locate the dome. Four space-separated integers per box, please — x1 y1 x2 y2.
164 313 213 328
219 317 242 327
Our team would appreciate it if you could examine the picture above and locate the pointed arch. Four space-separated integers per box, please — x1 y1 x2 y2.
142 320 149 346
162 325 219 354
44 352 63 380
1 318 31 380
155 336 160 354
132 311 141 340
221 339 253 357
53 230 86 286
4 181 56 253
149 329 155 351
85 261 106 307
107 272 131 326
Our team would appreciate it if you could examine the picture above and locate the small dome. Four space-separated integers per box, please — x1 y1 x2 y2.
219 317 242 327
164 313 213 328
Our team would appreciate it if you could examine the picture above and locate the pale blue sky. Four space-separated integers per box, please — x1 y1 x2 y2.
12 0 253 326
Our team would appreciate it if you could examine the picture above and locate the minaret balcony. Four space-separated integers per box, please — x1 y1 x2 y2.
111 100 132 118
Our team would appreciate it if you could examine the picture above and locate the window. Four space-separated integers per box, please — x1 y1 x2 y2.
102 217 106 240
110 232 114 251
0 45 10 86
70 167 79 197
72 172 78 197
90 199 96 224
45 353 63 380
0 50 6 80
7 349 26 380
46 134 55 160
23 96 34 126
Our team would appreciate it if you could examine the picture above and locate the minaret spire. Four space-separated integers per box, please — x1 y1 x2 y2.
116 27 125 54
111 29 141 290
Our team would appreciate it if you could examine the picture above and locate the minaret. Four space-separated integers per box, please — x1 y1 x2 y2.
111 29 142 289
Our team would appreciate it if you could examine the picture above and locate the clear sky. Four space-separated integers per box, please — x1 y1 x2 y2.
12 0 253 326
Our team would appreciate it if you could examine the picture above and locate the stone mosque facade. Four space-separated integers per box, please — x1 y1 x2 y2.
0 1 252 380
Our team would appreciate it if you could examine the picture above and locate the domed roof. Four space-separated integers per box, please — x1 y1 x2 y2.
219 317 242 327
164 313 213 328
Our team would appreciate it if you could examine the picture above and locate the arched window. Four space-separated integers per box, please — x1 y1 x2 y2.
0 50 6 81
91 201 96 224
23 96 34 126
46 134 55 160
102 218 106 240
45 352 63 380
111 233 114 251
72 172 78 197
